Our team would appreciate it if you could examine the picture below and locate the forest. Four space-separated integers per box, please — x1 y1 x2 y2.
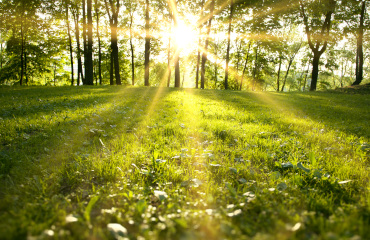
0 0 368 91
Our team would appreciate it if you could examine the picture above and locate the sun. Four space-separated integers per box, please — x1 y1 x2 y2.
173 21 197 52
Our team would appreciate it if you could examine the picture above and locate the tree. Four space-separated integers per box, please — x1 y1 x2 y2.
195 0 205 89
300 0 336 91
64 0 74 86
94 0 103 85
224 0 234 90
72 2 84 85
85 0 94 85
170 0 180 88
144 0 150 86
200 0 216 89
352 0 366 85
105 0 121 85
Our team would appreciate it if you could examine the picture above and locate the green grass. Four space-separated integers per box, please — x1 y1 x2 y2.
0 86 369 239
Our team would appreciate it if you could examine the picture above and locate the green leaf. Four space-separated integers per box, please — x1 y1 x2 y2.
297 162 310 173
84 195 100 224
136 200 147 214
309 152 316 167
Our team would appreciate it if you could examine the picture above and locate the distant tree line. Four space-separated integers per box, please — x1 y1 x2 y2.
0 0 368 91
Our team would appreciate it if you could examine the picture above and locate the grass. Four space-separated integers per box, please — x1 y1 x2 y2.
0 86 369 239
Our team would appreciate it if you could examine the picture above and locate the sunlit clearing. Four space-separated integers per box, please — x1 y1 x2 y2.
173 21 197 51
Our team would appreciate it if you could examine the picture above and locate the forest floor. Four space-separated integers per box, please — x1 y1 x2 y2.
0 86 369 240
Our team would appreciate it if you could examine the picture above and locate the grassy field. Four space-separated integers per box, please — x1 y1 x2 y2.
0 86 369 240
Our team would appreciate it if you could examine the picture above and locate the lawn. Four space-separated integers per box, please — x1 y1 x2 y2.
0 86 369 239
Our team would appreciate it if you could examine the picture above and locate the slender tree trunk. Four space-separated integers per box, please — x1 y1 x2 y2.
214 43 219 88
303 61 310 91
195 0 205 89
340 58 348 88
281 42 301 91
105 0 121 85
252 44 259 91
0 33 3 69
181 71 185 88
144 0 150 86
240 42 251 91
24 50 28 85
352 0 365 85
173 1 180 88
66 4 74 86
195 41 201 88
85 0 94 85
225 0 234 90
54 64 56 86
94 0 102 85
200 0 215 89
281 58 294 92
98 19 102 85
167 12 172 87
82 0 87 85
276 56 282 92
110 49 114 85
129 12 135 85
74 12 84 86
20 20 24 86
112 17 121 86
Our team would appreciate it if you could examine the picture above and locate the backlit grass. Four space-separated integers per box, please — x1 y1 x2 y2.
0 86 369 239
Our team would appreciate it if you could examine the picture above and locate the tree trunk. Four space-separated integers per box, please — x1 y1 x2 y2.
24 50 28 85
240 41 251 91
144 0 150 86
20 20 24 86
214 43 219 88
310 53 321 91
225 0 234 90
303 61 310 91
112 15 121 85
340 58 348 88
95 0 102 85
167 12 172 87
173 1 181 88
54 64 56 86
276 56 282 92
66 4 74 86
74 11 84 85
105 0 121 85
0 33 3 69
300 1 335 91
200 0 215 89
281 58 294 92
181 71 185 88
82 0 87 85
109 49 114 85
130 11 135 85
195 0 205 89
85 0 94 85
352 0 365 85
252 44 259 91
